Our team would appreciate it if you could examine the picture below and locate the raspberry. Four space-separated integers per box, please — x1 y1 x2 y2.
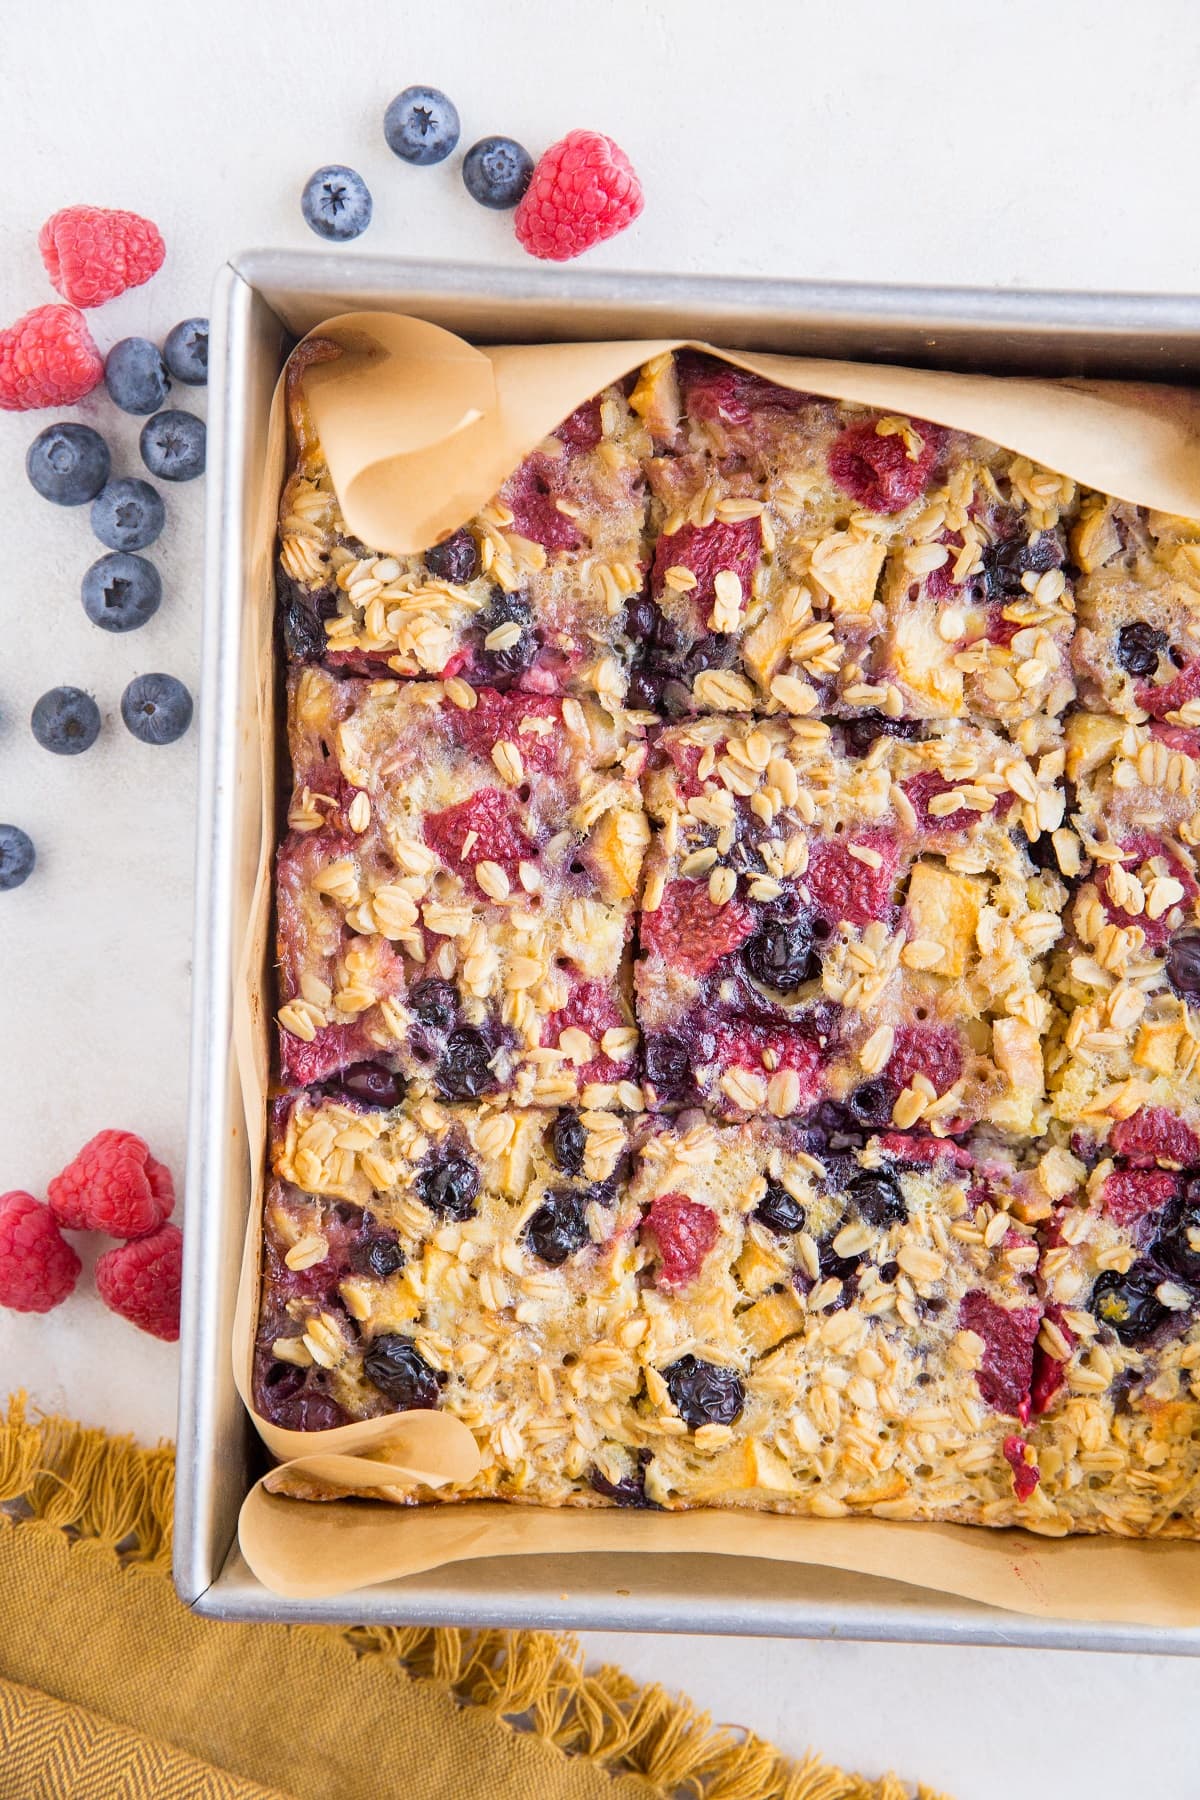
514 130 643 262
902 771 1013 834
958 1291 1040 1418
1101 1167 1179 1226
924 530 965 602
828 418 942 513
39 205 165 308
424 787 533 883
874 1132 972 1169
542 980 631 1077
449 689 563 772
1109 1107 1200 1169
676 352 812 430
651 518 761 622
1137 658 1200 720
0 1192 81 1314
555 396 603 451
804 832 899 928
280 1020 377 1088
640 1193 719 1289
640 878 756 977
94 1223 182 1341
501 455 583 550
711 1021 823 1099
48 1130 174 1239
1030 1304 1075 1416
1095 837 1197 950
0 304 104 411
1002 1434 1041 1502
1149 722 1200 757
886 1024 963 1099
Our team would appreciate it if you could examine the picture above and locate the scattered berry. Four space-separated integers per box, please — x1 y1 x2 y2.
1166 925 1200 1002
641 1033 694 1104
435 1026 497 1100
39 205 165 308
423 787 532 881
958 1291 1040 1417
416 1153 480 1220
26 421 110 505
0 305 104 411
829 418 942 513
163 317 209 385
462 135 534 208
104 336 171 414
94 1223 182 1342
551 1108 587 1176
0 1192 81 1314
590 1447 655 1508
349 1232 405 1278
1101 1168 1178 1227
639 878 756 978
49 1128 175 1238
1151 1186 1200 1285
362 1333 441 1405
31 686 100 755
640 1193 719 1289
886 1024 963 1101
140 409 206 481
1089 1264 1167 1345
424 528 479 583
753 1179 806 1236
91 478 165 552
662 1354 744 1430
330 1062 403 1109
0 825 35 891
1116 620 1168 678
301 165 373 241
82 551 161 633
120 672 193 745
651 518 760 620
524 1189 591 1265
742 915 816 991
847 1168 908 1227
1109 1106 1200 1169
514 129 643 261
1137 658 1200 720
1002 1435 1041 1502
384 86 460 165
804 832 900 928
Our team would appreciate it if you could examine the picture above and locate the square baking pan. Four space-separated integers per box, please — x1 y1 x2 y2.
177 249 1200 1644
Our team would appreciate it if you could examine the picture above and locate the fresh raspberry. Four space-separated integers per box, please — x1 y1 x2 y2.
449 689 564 772
804 831 899 928
48 1130 175 1239
1002 1434 1041 1502
886 1024 963 1098
1030 1304 1074 1416
902 771 1014 834
39 205 165 308
1137 658 1200 720
1101 1167 1179 1226
424 787 533 883
958 1291 1040 1418
640 878 756 977
0 304 104 411
640 1193 719 1290
0 1192 81 1314
828 418 942 514
514 130 643 262
501 455 583 551
1110 1107 1200 1169
651 518 761 622
95 1223 182 1341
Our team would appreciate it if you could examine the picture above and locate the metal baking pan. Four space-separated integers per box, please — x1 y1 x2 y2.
177 249 1200 1646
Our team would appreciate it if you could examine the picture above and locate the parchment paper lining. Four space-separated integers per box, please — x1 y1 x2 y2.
233 313 1200 1616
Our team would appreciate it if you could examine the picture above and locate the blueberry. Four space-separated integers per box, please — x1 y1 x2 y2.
384 85 460 165
140 410 206 482
409 978 457 1031
524 1189 591 1265
301 164 373 240
26 422 110 506
424 527 480 584
462 135 534 208
104 337 171 415
642 1033 693 1104
362 1334 442 1407
753 1179 805 1236
349 1231 405 1278
435 1026 496 1099
163 317 209 385
31 687 100 756
416 1153 480 1220
1116 621 1168 679
742 916 815 991
839 712 921 757
551 1108 587 1177
981 529 1062 600
846 1082 895 1127
662 1354 745 1430
91 479 165 552
1166 926 1200 1002
333 1062 403 1108
1151 1186 1200 1287
1090 1265 1168 1345
120 673 193 745
846 1168 907 1227
265 1386 347 1431
82 551 161 633
479 589 538 675
0 825 35 891
623 596 663 644
590 1447 658 1508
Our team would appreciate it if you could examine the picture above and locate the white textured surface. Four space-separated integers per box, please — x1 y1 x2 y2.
2 2 1199 1793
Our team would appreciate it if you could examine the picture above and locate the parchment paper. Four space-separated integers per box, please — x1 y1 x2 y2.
233 311 1200 1616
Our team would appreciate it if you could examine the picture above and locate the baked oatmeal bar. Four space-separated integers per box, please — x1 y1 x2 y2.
636 712 1067 1134
1049 709 1200 1161
1071 499 1200 722
275 666 647 1106
259 1102 1051 1523
277 349 649 702
627 350 1077 729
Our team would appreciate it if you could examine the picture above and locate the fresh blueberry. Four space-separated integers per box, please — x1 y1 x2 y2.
524 1189 591 1265
26 423 110 506
301 164 373 241
90 479 165 552
104 337 171 415
1116 620 1169 678
383 86 460 165
551 1108 587 1177
82 552 161 633
163 317 209 385
362 1334 442 1407
31 687 101 756
120 673 193 745
140 410 206 482
424 527 480 584
435 1026 497 1099
462 135 534 209
0 825 35 891
753 1179 806 1236
416 1153 481 1220
662 1354 745 1430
